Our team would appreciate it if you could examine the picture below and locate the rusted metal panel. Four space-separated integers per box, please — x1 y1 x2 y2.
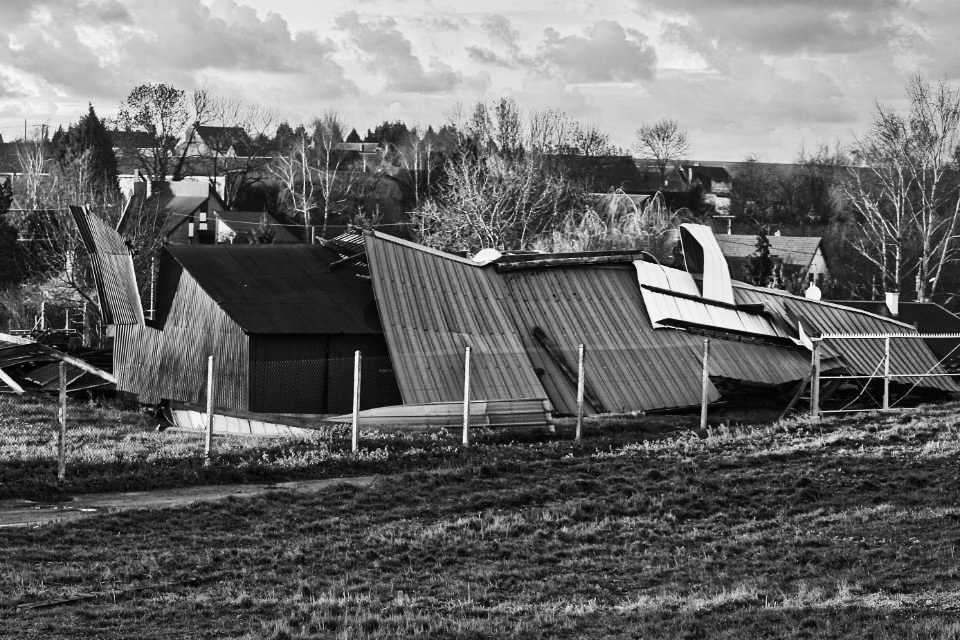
364 232 548 405
734 284 957 392
69 205 144 325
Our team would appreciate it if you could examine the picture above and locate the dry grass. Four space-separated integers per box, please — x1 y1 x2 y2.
1 401 960 637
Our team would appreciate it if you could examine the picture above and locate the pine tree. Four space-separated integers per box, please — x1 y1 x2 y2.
0 178 23 287
748 231 774 287
55 104 119 200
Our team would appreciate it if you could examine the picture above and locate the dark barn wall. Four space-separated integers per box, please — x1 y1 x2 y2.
249 334 400 414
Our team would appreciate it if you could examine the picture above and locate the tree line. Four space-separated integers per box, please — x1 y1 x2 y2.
2 73 960 336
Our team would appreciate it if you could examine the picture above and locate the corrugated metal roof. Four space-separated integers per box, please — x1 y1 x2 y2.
70 205 144 326
164 244 381 335
734 284 957 391
634 260 792 340
501 265 721 413
364 232 548 406
680 224 734 304
502 265 811 413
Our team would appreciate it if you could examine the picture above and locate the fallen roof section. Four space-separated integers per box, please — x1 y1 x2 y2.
734 285 957 392
70 205 144 326
364 232 548 406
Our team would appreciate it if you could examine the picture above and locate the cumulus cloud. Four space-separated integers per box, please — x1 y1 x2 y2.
0 0 354 102
653 0 917 57
537 20 657 83
336 11 463 94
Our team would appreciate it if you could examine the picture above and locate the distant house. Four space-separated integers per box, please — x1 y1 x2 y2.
713 233 829 284
183 125 254 158
117 180 227 244
680 164 733 196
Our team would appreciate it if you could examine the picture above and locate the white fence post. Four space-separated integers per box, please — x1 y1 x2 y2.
883 336 891 410
700 338 710 430
58 360 67 480
810 339 821 419
576 343 585 442
204 355 214 463
462 346 471 446
352 350 361 453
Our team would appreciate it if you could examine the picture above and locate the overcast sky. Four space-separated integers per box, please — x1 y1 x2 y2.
1 0 957 162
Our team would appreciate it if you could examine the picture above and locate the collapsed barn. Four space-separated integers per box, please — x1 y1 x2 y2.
70 206 956 418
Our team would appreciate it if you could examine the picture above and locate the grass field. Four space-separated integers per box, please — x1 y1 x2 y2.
0 393 740 500
2 400 960 638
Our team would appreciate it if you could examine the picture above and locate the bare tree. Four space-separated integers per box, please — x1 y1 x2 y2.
410 144 584 253
635 119 690 188
269 134 317 241
116 83 190 180
846 74 960 301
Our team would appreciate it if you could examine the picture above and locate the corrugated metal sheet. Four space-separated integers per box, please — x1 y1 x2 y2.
502 265 811 413
502 265 720 413
364 232 547 405
70 205 144 325
113 268 250 409
164 245 381 334
634 260 791 339
734 284 958 391
680 224 734 304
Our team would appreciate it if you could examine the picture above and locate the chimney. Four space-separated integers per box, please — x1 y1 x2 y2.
885 291 900 317
773 229 781 237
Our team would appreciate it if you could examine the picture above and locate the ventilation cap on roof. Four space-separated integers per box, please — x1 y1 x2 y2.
472 248 502 263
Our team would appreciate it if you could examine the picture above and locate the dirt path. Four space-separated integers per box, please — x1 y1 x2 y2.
0 476 375 528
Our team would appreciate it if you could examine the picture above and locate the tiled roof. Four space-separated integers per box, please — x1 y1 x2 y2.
714 234 822 269
192 126 253 156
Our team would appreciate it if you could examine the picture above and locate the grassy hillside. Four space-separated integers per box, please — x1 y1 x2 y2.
2 403 960 638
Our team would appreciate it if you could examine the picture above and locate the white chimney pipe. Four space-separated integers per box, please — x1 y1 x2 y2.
885 291 899 317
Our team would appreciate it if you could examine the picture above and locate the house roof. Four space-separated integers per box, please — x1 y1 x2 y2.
214 210 299 243
117 181 221 240
163 244 381 335
714 234 822 270
110 130 157 149
191 126 253 156
681 164 731 183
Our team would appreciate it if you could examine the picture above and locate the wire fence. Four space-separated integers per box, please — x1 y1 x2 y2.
4 332 960 489
807 333 960 417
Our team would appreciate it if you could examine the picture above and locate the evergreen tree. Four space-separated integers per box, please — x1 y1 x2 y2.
0 178 23 287
748 230 774 287
55 104 119 200
273 121 295 151
345 128 362 143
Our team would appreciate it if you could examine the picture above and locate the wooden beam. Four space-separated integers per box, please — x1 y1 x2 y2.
778 373 811 421
0 367 24 394
531 327 606 413
0 333 117 385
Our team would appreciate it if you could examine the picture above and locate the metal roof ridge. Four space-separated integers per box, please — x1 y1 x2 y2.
733 282 918 331
365 230 490 267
